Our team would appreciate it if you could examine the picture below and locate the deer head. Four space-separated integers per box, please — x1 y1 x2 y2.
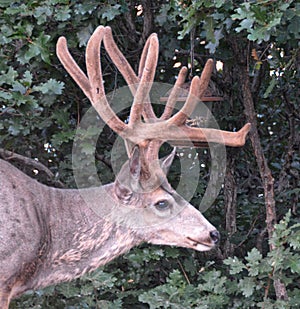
56 26 250 251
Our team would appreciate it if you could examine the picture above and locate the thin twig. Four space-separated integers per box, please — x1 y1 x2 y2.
177 258 191 285
237 215 260 248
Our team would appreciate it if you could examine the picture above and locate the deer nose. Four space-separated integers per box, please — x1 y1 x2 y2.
210 230 220 244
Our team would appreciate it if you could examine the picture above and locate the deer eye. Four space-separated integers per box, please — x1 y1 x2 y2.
154 200 170 211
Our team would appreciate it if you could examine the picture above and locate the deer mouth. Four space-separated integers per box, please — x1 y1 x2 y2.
186 237 214 251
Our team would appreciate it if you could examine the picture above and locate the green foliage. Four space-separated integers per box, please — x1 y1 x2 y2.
2 0 299 308
0 0 130 180
139 213 300 308
165 0 300 52
10 269 121 308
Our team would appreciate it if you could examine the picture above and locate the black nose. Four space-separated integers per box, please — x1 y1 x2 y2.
210 230 220 244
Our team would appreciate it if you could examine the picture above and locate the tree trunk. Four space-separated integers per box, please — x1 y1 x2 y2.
237 63 288 301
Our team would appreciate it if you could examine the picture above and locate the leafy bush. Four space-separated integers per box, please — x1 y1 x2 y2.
140 212 300 308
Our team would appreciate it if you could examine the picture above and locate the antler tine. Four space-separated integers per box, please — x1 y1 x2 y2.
197 58 214 98
104 27 157 122
85 26 126 133
57 27 126 137
178 123 252 147
56 37 92 101
166 75 200 126
128 34 159 127
167 59 214 126
138 33 157 78
137 33 159 121
103 27 138 96
160 66 188 120
86 26 105 100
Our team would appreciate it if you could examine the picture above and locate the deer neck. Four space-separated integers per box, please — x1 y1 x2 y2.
30 183 143 291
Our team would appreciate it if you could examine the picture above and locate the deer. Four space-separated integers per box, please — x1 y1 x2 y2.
0 26 251 308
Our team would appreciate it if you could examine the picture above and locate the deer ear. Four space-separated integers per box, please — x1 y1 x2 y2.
114 146 140 198
160 147 176 175
129 145 141 181
114 180 133 204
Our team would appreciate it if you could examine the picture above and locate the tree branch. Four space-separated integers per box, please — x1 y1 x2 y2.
276 91 299 214
140 0 154 44
95 151 113 170
223 149 237 258
232 41 288 300
0 148 65 188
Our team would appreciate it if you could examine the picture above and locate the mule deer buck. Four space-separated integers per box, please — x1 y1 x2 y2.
0 26 250 308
